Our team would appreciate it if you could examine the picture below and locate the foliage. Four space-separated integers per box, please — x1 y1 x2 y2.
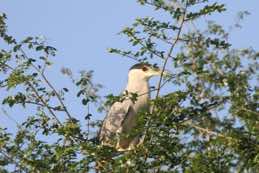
0 1 259 172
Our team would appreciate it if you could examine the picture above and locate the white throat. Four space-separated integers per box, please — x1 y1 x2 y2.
126 74 150 111
125 71 149 95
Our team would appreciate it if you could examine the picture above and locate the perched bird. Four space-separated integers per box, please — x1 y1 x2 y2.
99 63 167 151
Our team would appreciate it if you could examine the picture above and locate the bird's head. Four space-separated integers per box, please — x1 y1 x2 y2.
128 63 169 80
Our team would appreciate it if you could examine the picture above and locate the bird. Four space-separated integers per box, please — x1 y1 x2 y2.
98 63 168 151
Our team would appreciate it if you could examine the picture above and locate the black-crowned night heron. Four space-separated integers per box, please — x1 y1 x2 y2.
99 63 167 151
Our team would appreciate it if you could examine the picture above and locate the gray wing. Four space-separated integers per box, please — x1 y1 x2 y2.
99 101 132 144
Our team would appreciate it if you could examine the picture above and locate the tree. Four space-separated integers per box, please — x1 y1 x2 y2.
0 0 258 172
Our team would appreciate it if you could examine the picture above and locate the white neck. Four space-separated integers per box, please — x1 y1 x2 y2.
124 70 151 110
125 72 149 95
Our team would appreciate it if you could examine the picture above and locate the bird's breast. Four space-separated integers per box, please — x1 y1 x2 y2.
125 79 150 111
133 93 149 112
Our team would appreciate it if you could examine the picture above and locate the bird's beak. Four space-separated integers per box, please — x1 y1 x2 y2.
157 69 170 77
151 68 170 77
161 70 170 77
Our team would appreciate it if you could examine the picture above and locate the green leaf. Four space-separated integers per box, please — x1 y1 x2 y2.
36 45 44 51
82 98 89 105
63 88 69 92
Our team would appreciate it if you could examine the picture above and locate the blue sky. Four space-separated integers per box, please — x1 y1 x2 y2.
0 1 259 130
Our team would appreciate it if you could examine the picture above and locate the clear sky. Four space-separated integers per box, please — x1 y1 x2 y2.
0 1 259 130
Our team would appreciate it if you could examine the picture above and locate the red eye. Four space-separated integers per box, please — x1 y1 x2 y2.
142 66 148 72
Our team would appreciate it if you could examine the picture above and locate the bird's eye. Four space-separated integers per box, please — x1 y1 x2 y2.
142 66 149 72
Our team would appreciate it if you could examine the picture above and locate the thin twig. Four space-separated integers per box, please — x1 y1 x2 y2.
40 72 74 119
0 150 26 172
1 62 62 125
240 108 259 116
20 49 74 120
182 120 234 141
22 101 64 111
141 2 188 167
114 51 140 62
26 82 62 125
128 33 165 59
155 4 187 98
1 107 21 128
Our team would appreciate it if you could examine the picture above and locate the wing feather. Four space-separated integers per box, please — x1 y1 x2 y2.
99 101 132 144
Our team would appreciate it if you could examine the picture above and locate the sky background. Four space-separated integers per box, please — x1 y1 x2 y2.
0 1 259 132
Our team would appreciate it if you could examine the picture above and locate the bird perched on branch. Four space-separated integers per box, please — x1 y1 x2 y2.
99 63 168 151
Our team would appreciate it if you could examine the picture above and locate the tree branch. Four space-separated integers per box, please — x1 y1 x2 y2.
20 49 74 120
1 62 62 125
127 32 165 59
155 4 187 98
22 100 64 111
